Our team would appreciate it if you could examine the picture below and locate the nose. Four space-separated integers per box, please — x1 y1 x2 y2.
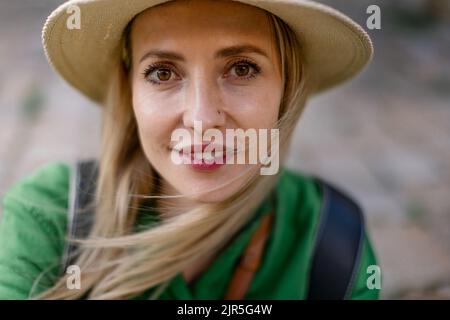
182 75 226 131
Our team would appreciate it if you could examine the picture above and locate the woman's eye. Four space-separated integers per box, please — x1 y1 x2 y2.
234 64 250 77
155 69 172 81
142 64 178 85
227 60 261 80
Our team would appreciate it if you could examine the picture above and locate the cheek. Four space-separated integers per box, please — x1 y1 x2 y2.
132 85 177 155
225 84 282 129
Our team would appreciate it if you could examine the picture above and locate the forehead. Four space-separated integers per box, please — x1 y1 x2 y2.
131 0 274 50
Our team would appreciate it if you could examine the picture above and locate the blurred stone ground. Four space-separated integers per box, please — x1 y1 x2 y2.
0 0 449 299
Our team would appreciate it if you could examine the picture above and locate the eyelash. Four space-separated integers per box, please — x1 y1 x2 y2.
141 59 262 85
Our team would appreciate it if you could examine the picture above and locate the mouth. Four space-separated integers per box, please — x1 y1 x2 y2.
171 143 237 171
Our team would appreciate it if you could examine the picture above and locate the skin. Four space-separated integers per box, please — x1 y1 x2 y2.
129 0 284 282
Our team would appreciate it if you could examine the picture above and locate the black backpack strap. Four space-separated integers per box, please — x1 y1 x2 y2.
307 177 365 300
61 159 98 274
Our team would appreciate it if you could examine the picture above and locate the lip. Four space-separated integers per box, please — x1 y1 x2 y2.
174 143 235 155
171 143 235 171
191 159 225 171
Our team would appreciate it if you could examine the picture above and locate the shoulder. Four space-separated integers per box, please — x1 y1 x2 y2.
2 161 71 234
276 167 323 228
275 167 380 299
1 160 71 248
3 161 71 208
0 161 71 298
277 167 367 236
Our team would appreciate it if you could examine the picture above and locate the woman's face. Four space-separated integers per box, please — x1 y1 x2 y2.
130 0 283 203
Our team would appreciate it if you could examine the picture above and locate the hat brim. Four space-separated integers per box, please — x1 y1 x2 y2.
42 0 373 103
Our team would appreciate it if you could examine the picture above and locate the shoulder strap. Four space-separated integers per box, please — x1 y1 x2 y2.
307 177 365 300
61 159 98 274
224 211 274 300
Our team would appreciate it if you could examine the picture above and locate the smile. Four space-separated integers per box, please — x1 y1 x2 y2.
170 122 280 175
171 144 236 172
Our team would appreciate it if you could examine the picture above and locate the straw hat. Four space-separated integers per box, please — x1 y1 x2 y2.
42 0 373 103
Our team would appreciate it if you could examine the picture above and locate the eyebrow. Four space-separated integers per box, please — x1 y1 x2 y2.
139 44 269 64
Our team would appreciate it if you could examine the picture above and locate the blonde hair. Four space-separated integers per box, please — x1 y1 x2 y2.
36 10 309 300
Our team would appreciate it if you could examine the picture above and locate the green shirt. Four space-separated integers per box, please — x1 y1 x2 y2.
0 161 380 299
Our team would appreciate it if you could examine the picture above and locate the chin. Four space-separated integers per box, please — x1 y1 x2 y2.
152 151 257 204
188 191 231 204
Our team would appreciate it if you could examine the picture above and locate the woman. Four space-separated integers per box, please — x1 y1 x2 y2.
0 0 379 299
